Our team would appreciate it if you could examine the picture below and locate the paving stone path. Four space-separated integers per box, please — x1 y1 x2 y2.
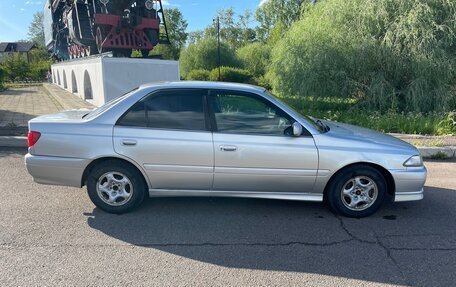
0 85 62 127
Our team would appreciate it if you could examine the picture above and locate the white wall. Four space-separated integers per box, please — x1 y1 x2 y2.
52 57 104 106
102 58 180 103
51 56 180 107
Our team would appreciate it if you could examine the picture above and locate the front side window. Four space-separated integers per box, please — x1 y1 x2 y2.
118 90 207 131
210 91 293 136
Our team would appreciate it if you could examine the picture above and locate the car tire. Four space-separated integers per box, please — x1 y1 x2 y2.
326 165 387 218
87 161 146 214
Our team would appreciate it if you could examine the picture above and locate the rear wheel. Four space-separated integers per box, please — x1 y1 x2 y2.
326 165 387 218
87 161 146 214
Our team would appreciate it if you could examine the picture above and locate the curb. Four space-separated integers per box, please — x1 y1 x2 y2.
419 146 456 159
0 135 454 158
0 136 27 148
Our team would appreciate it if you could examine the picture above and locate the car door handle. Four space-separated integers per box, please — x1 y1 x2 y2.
220 145 237 152
122 139 137 146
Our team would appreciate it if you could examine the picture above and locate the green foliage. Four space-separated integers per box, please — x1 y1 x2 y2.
180 37 239 77
2 47 52 82
278 94 456 135
28 60 52 81
188 8 256 50
28 12 45 47
209 66 253 83
237 42 271 77
186 69 211 81
255 0 306 41
0 66 5 90
436 112 456 135
29 47 50 63
269 0 456 113
150 8 188 60
3 53 30 82
130 50 142 58
429 151 449 160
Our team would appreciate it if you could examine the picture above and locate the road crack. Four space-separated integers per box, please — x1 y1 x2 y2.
0 239 356 250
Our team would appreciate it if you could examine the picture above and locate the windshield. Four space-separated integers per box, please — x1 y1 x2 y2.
265 92 327 133
83 88 139 120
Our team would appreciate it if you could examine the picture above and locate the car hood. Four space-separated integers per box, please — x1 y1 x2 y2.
323 120 418 152
29 109 93 123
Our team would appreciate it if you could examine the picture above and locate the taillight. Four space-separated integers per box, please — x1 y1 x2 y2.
27 131 41 147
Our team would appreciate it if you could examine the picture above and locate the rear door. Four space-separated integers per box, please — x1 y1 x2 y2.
209 89 319 193
113 89 214 190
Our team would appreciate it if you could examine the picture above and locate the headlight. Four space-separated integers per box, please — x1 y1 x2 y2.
403 155 423 167
145 0 154 10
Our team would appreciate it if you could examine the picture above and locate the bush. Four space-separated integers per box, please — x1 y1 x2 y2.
180 37 239 78
28 60 52 81
0 66 5 90
186 69 211 81
237 42 271 77
209 66 253 83
3 53 29 82
269 0 456 113
277 94 456 135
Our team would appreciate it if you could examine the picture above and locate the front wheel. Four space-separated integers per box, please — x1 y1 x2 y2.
326 165 387 218
87 161 146 214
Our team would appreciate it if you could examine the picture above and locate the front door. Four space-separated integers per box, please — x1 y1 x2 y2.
113 89 214 190
209 90 319 193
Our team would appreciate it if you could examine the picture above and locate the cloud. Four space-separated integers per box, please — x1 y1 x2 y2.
162 0 181 7
25 1 43 5
259 0 270 6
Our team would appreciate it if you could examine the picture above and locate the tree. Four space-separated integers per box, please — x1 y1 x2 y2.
151 8 188 60
237 42 271 77
255 0 307 41
29 47 51 63
28 12 45 47
201 8 256 50
187 30 205 45
179 37 239 78
269 0 456 113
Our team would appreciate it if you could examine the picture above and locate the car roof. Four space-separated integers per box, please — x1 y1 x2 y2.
139 81 266 94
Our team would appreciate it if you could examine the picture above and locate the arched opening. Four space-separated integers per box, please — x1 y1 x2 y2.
57 70 61 85
63 70 68 89
71 70 78 93
83 70 93 100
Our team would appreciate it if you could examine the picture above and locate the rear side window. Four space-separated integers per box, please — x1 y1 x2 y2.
118 90 207 131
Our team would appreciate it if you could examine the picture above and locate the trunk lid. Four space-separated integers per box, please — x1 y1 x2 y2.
29 109 92 123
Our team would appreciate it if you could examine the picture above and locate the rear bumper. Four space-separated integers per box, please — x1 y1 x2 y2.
25 153 89 187
390 166 427 202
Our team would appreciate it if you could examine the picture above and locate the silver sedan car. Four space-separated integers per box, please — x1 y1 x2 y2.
25 81 427 217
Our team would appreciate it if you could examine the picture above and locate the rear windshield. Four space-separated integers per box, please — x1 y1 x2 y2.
83 88 138 120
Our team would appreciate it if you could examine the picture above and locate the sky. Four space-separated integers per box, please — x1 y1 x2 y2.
0 0 265 42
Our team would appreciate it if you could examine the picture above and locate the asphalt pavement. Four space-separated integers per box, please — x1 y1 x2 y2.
1 148 455 286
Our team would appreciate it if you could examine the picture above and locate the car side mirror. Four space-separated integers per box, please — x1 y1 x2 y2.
292 122 303 137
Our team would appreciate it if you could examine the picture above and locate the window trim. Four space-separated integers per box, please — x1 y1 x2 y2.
208 89 312 137
116 88 212 133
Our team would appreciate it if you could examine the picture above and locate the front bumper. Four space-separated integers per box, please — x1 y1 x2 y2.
390 166 427 202
25 153 89 187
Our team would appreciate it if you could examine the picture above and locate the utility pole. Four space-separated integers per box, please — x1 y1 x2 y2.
213 16 221 81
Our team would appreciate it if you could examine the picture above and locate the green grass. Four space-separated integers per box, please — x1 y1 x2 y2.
429 151 449 160
278 95 455 135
